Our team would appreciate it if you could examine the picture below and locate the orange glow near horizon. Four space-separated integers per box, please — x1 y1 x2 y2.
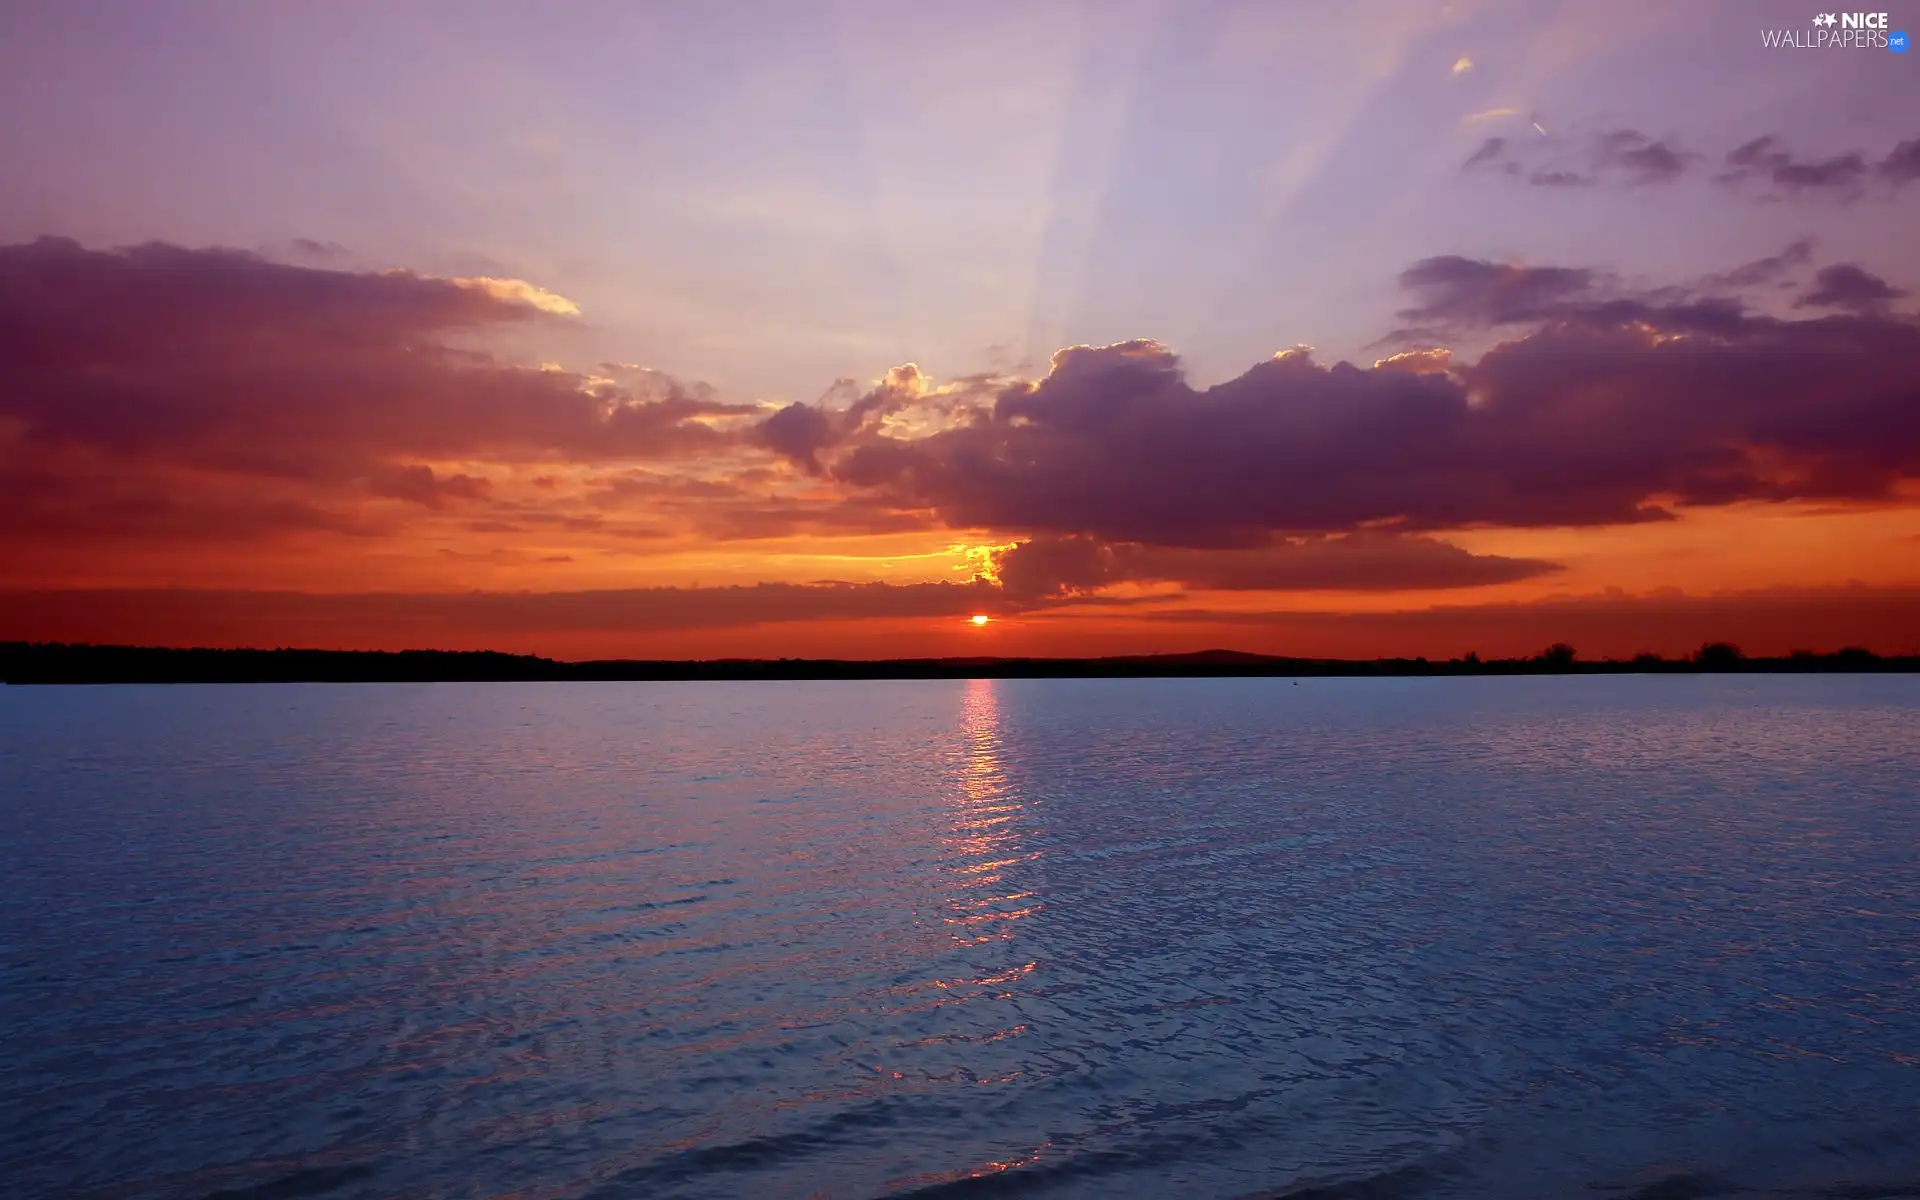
2 245 1917 661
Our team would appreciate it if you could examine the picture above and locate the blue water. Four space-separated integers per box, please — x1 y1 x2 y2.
2 677 1918 1199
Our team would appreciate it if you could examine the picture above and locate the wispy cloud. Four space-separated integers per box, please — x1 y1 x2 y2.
1463 128 1920 199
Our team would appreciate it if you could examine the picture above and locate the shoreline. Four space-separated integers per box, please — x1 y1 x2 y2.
5 642 1916 685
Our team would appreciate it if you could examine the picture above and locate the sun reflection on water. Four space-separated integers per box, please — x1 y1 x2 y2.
944 678 1041 946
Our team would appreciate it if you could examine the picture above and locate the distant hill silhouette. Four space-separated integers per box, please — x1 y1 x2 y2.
2 641 1914 684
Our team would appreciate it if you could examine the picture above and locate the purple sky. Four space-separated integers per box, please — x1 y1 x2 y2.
5 0 1914 403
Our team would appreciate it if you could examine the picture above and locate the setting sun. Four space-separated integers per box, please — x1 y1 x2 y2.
969 614 991 626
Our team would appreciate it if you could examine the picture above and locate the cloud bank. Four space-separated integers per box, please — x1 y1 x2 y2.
2 235 1917 649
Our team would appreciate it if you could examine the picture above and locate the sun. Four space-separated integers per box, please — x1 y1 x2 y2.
968 614 991 626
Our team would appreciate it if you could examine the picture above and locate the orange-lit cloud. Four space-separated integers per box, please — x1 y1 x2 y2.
447 275 581 315
2 234 1918 657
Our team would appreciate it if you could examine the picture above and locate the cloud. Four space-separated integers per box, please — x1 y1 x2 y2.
367 464 495 508
749 363 970 475
449 275 581 316
288 237 348 259
758 401 838 473
1794 264 1909 314
1722 135 1869 193
1463 128 1693 187
1883 139 1920 185
4 237 1916 621
1594 130 1693 184
1704 238 1815 290
1389 249 1817 338
0 467 392 543
1462 136 1512 171
1465 129 1920 198
1395 256 1595 326
557 467 936 541
1716 134 1920 197
792 263 1920 543
0 238 747 471
1371 347 1454 375
992 533 1560 601
0 448 397 544
0 237 765 550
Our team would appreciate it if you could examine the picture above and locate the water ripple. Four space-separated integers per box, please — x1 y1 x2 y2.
1 675 1917 1198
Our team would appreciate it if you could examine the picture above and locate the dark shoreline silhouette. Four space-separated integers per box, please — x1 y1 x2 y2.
4 640 1914 685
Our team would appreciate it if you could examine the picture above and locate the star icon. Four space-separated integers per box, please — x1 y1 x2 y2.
1814 12 1838 25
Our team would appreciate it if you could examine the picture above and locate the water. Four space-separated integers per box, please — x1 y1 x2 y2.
2 676 1918 1200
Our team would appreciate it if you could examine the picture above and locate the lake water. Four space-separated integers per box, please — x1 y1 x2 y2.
2 677 1918 1199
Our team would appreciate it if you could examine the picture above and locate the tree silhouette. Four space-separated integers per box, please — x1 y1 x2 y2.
1540 642 1577 668
1694 641 1744 668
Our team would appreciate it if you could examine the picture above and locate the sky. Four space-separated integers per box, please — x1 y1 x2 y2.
1 0 1917 659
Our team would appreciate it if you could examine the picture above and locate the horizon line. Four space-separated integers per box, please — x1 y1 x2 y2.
6 641 1915 686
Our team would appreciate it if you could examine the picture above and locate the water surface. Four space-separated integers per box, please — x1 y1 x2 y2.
2 676 1917 1199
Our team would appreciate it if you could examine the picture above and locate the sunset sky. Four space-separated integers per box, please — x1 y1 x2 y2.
2 0 1917 659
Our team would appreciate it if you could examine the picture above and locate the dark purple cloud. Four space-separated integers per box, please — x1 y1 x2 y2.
1466 129 1919 199
0 237 780 552
368 464 494 508
1723 136 1869 193
551 467 936 541
1706 238 1815 289
783 259 1920 545
1795 264 1909 314
0 457 392 543
758 402 838 473
1464 129 1692 187
993 534 1559 601
1883 139 1920 185
288 237 349 259
0 237 753 476
1383 257 1754 347
1595 130 1692 184
1463 137 1510 170
749 364 978 476
1395 256 1595 326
